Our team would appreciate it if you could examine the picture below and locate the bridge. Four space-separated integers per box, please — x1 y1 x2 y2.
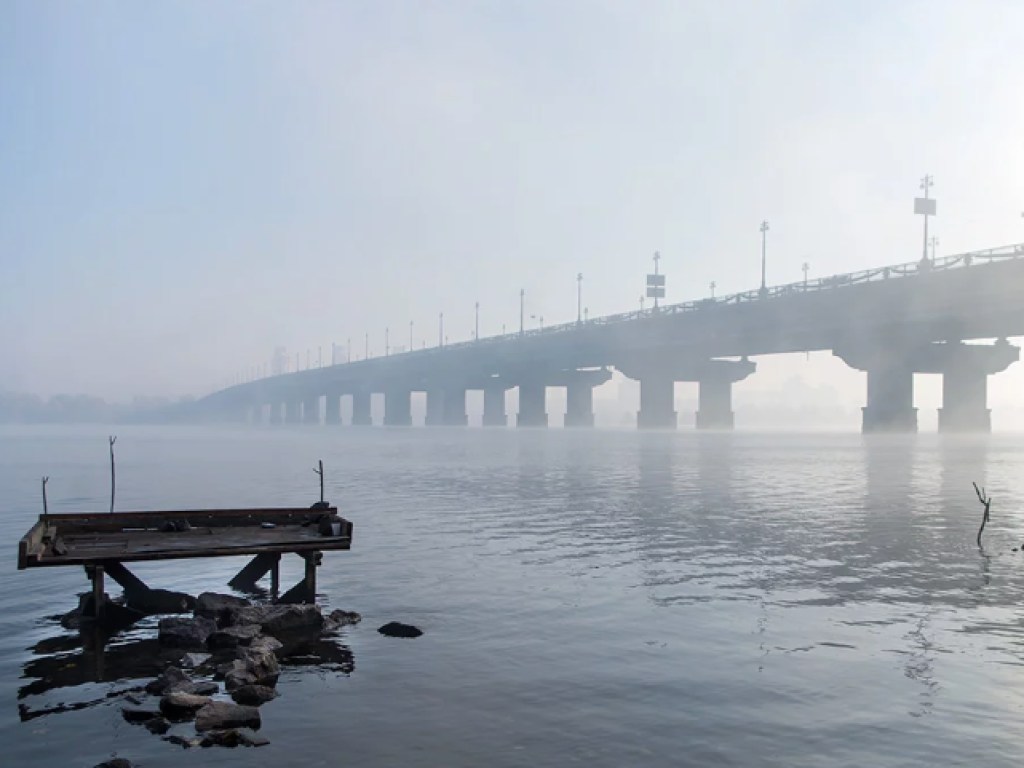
190 243 1024 433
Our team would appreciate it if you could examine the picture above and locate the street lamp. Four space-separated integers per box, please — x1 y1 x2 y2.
759 220 770 296
639 295 645 313
914 175 936 263
802 262 809 289
385 327 390 356
577 272 583 323
645 252 665 310
710 280 716 298
584 306 589 322
519 289 525 335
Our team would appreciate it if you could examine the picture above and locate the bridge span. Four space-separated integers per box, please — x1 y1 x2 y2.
192 243 1024 433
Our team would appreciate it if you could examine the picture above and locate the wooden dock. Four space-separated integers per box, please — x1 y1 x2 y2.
18 506 353 617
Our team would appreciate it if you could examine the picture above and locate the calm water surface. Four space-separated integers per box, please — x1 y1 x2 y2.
2 426 1024 767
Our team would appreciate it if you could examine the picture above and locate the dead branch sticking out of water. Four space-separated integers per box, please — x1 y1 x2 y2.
313 460 324 504
109 436 117 514
41 476 49 524
973 482 991 548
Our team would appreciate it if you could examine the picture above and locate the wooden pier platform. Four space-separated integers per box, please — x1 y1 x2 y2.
18 506 353 617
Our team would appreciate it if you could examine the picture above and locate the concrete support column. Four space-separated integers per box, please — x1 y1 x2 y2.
637 377 676 429
250 404 264 425
303 396 320 425
269 403 283 425
285 400 302 425
863 366 917 432
443 388 468 426
482 385 507 427
425 389 445 426
517 382 548 427
351 391 372 426
939 370 990 432
324 392 341 425
565 380 595 427
384 390 413 426
695 360 755 430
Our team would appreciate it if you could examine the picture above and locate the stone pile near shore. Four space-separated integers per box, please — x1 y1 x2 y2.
118 592 361 750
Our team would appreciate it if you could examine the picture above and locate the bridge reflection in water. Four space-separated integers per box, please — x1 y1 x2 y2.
193 243 1024 433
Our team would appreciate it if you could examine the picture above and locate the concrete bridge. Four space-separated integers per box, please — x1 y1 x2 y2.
191 243 1024 432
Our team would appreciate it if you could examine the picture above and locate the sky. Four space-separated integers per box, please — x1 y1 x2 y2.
2 0 1024 410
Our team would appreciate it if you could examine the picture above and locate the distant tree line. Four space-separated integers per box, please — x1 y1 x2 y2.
0 392 194 424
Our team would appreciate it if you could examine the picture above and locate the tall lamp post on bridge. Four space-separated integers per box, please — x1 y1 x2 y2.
645 252 665 310
710 281 716 298
759 220 770 297
914 175 936 264
802 261 810 289
577 273 583 323
385 327 390 356
519 289 525 335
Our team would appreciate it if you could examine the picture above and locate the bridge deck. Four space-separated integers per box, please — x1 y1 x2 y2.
18 507 353 569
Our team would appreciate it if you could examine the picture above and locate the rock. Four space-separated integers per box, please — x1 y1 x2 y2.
208 624 263 649
194 701 261 732
158 616 217 648
230 684 279 706
325 609 362 631
124 588 196 615
94 760 135 768
224 648 280 691
160 691 213 719
199 728 269 748
378 621 423 638
195 592 250 627
144 716 171 735
180 652 211 669
234 604 325 636
145 666 190 695
122 708 161 724
163 734 201 749
190 681 220 696
249 635 283 654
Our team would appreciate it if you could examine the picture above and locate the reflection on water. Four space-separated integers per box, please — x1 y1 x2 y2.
2 427 1024 767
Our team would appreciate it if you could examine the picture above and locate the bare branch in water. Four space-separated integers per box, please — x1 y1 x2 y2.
41 476 49 523
313 459 324 504
109 436 117 514
973 481 991 548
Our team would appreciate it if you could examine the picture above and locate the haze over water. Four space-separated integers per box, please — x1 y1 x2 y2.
2 426 1024 767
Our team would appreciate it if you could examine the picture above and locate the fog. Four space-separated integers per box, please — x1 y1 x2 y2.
2 1 1023 420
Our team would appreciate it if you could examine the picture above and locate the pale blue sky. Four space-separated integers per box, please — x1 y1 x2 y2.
2 1 1023 401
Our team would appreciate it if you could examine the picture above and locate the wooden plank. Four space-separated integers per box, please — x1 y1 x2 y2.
37 507 338 534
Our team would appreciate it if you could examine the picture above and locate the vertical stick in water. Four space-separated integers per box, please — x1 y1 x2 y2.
109 436 117 514
41 476 49 524
314 459 325 504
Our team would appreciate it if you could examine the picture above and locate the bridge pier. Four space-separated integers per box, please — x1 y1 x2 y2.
351 391 373 426
695 359 756 430
384 390 413 426
443 388 468 426
269 403 283 425
303 396 320 425
285 400 302 425
482 384 508 427
937 340 1018 432
564 368 612 427
517 382 548 427
324 392 341 425
636 376 677 430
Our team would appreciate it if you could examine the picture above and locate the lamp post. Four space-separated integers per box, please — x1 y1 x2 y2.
519 289 525 335
710 281 716 298
584 307 589 322
577 272 583 323
385 327 390 356
802 262 809 289
759 220 770 296
916 175 935 263
639 295 645 313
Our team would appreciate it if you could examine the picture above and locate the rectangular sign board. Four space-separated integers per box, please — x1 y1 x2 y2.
646 274 666 287
914 197 937 215
646 286 665 298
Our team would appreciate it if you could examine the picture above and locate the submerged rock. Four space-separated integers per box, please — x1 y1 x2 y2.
163 734 201 749
121 708 161 724
378 621 423 638
125 588 196 615
144 716 171 735
94 760 135 768
224 648 280 691
208 624 263 649
194 701 261 732
145 666 190 695
180 652 211 669
234 604 324 636
230 684 278 706
158 616 217 648
199 728 269 748
160 691 213 720
325 609 361 631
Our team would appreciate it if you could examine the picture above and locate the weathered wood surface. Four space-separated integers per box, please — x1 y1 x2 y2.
18 507 352 569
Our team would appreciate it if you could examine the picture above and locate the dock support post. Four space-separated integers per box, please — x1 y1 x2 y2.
228 552 281 591
90 565 105 619
278 551 321 604
271 555 280 598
